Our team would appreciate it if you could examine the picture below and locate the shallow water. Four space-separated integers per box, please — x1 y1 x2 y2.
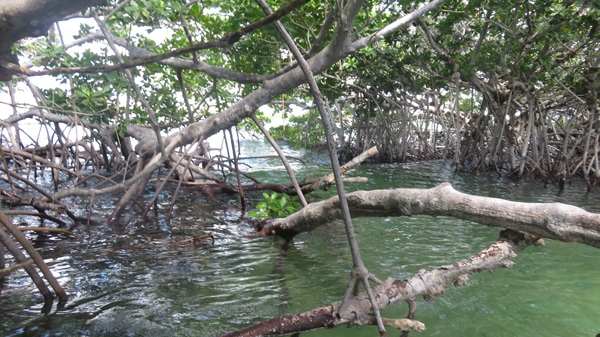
1 141 600 337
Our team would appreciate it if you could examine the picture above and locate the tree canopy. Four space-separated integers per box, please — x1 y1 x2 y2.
1 0 598 187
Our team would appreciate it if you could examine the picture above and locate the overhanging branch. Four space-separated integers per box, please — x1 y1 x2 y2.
0 0 311 78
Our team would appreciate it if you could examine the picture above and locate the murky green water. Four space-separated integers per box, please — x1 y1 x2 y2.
1 141 600 336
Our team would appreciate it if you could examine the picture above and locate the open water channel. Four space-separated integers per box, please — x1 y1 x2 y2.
1 140 600 336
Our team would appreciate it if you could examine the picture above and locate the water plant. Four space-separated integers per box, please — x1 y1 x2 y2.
248 192 301 219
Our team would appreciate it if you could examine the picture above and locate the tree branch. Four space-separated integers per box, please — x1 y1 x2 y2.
262 182 600 248
347 0 448 53
0 0 311 78
222 229 539 336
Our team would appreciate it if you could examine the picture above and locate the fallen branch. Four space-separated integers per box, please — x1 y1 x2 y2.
1 189 67 214
258 182 600 248
301 146 378 191
221 229 539 336
240 182 598 335
183 146 377 196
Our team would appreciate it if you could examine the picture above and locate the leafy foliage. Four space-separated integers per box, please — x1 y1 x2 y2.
248 192 301 218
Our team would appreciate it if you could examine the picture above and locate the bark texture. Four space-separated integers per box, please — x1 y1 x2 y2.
265 182 600 248
0 0 106 79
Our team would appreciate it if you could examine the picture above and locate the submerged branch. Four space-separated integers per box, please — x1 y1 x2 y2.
222 229 538 336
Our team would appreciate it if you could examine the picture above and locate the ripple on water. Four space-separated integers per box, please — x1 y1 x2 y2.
2 157 600 337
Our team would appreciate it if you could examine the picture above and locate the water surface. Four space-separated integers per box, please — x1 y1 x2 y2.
1 141 599 337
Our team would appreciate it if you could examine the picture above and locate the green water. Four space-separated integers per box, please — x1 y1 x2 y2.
1 142 599 336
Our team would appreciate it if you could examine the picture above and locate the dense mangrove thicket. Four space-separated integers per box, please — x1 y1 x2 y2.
274 1 600 189
0 0 448 309
0 1 596 204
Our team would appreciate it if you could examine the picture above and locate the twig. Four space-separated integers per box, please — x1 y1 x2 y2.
0 259 34 277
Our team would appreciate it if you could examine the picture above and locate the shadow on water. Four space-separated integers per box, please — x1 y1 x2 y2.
1 141 600 337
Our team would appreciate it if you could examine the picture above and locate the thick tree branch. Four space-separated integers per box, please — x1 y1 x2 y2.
0 0 310 78
0 0 105 52
163 0 446 173
347 0 448 53
262 182 600 248
0 0 107 80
